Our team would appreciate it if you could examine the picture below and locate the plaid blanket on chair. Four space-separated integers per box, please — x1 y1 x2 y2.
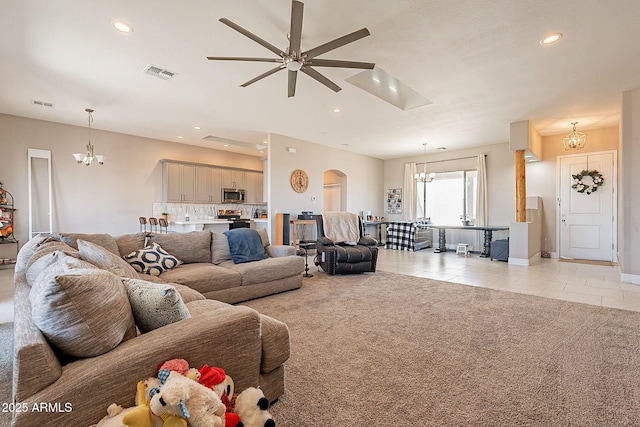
385 222 417 251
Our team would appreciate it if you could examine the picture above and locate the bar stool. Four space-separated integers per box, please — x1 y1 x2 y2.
456 243 469 257
158 217 168 233
138 217 147 232
148 217 158 233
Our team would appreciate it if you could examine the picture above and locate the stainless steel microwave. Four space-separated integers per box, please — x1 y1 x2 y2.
222 188 245 203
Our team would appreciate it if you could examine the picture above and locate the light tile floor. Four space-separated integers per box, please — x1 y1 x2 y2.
0 248 638 325
375 247 640 312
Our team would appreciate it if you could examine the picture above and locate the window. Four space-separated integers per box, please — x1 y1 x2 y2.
416 169 477 225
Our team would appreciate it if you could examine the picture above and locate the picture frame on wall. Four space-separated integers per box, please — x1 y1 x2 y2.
387 188 402 214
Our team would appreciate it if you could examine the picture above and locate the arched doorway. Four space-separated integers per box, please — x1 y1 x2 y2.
323 169 346 211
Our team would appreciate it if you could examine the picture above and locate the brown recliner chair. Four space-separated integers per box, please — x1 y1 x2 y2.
313 213 378 275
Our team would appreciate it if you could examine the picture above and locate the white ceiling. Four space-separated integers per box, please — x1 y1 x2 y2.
1 0 638 160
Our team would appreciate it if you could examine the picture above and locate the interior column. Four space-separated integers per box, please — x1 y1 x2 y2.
515 149 526 222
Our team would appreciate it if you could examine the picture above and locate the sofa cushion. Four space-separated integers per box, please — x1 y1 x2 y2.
223 228 268 264
58 232 120 255
121 278 191 333
158 263 242 295
15 233 49 273
26 249 94 287
78 239 139 278
148 231 212 264
29 263 136 358
256 228 270 248
220 255 305 286
24 240 81 284
124 242 182 276
114 232 148 257
211 232 232 265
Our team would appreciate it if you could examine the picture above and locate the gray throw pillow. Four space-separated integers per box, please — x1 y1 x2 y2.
78 239 139 278
30 265 135 358
121 278 191 333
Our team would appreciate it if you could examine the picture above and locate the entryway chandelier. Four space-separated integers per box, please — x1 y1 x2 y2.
562 122 587 150
72 108 104 166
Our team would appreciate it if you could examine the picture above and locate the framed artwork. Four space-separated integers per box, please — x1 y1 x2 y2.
387 188 402 214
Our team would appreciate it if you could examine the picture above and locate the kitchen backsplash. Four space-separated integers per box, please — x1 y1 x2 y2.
152 202 267 221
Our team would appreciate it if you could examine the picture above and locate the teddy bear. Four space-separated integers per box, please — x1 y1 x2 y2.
91 380 165 427
233 387 276 427
198 364 239 427
149 370 226 427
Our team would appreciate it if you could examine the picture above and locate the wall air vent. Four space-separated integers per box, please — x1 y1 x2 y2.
142 64 177 80
31 100 54 108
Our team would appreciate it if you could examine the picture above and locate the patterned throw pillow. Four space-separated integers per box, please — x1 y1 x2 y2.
121 278 191 333
124 242 181 276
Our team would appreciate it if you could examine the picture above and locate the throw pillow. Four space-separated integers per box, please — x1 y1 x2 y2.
78 239 139 278
223 228 268 264
211 232 232 265
124 242 181 276
26 250 96 287
121 278 191 333
58 233 120 255
147 230 212 264
256 228 270 248
30 266 136 358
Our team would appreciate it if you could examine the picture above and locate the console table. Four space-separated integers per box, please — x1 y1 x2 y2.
429 225 509 257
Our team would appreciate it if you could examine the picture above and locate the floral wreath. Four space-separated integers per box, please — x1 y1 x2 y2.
571 169 604 194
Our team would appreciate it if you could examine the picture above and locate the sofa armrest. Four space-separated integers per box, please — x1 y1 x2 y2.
13 276 63 403
259 315 290 373
266 245 295 257
13 301 263 427
317 237 335 246
358 236 378 247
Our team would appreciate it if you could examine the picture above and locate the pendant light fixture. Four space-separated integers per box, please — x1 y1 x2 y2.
73 108 104 166
414 142 435 182
562 122 587 151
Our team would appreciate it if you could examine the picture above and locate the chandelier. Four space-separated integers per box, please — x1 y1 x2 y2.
414 142 435 182
562 122 587 150
73 108 104 166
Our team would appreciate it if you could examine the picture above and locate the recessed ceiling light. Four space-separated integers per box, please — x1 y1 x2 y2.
223 144 229 147
177 136 184 139
263 140 268 144
540 32 562 45
333 107 342 113
194 126 201 130
437 147 447 151
112 20 134 33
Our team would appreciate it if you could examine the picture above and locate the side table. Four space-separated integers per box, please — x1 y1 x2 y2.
298 242 316 277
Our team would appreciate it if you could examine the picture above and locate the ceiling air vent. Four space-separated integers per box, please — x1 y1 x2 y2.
142 64 177 81
31 99 54 108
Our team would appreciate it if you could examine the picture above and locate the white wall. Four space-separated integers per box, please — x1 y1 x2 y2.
0 113 263 244
268 133 383 233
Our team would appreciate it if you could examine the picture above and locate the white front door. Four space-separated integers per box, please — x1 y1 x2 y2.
558 151 616 261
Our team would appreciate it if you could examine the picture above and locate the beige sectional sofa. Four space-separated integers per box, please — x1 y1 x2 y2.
12 229 304 427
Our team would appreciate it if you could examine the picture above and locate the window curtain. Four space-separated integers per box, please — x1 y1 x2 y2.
475 154 488 250
404 163 417 221
476 154 488 225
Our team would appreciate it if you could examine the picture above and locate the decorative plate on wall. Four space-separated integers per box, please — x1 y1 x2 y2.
290 169 309 193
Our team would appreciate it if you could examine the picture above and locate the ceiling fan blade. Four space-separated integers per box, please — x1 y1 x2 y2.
303 28 370 59
219 18 284 57
288 0 304 56
240 65 285 87
301 66 341 92
288 70 298 98
207 56 283 63
306 58 375 69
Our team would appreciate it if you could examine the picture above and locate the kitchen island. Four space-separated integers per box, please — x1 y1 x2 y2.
170 218 268 233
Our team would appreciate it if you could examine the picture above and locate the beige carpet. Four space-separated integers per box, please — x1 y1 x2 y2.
242 270 640 426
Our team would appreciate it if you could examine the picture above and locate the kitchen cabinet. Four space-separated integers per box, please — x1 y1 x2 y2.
163 162 196 202
162 160 262 204
222 169 246 189
195 166 223 203
245 171 264 203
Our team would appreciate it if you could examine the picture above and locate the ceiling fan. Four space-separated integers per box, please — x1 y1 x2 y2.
207 0 375 97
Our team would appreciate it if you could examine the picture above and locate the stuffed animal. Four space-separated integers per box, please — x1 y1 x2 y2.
199 364 239 427
150 371 226 427
233 387 275 427
91 380 164 427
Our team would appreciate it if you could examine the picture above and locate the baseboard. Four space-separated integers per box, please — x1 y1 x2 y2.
508 252 541 266
621 272 640 285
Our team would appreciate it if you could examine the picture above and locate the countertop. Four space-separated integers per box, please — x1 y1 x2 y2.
172 218 268 225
